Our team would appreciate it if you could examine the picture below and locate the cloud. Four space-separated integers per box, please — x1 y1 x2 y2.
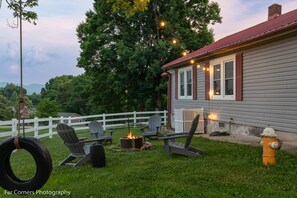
211 0 297 40
24 46 56 66
6 41 19 58
8 64 19 74
0 0 92 84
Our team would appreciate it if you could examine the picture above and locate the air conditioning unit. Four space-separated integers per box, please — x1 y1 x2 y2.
174 108 204 133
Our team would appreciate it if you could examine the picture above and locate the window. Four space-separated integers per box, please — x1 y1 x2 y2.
213 64 221 95
178 66 192 99
180 71 185 96
210 55 235 100
225 61 234 96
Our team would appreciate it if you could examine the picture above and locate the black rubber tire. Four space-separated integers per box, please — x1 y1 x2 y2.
0 137 52 191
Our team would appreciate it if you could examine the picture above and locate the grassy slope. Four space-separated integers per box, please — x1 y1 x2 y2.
0 128 296 198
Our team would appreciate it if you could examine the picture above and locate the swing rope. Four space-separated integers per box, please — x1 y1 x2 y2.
0 2 53 192
14 0 27 149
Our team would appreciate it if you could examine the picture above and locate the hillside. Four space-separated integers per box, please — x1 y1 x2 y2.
0 82 44 95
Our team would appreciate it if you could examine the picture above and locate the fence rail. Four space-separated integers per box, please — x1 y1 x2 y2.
0 111 167 139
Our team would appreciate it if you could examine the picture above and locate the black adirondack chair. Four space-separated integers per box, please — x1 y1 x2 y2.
56 123 101 167
140 114 162 141
159 114 203 157
88 121 113 144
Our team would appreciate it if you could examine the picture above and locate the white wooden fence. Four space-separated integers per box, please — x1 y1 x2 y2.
0 111 167 139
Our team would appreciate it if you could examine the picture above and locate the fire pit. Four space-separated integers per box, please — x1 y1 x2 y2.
120 131 143 149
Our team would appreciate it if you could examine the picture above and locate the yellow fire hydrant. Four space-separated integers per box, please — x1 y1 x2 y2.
261 126 282 166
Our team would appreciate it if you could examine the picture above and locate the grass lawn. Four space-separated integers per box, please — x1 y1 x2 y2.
0 128 10 132
0 127 297 197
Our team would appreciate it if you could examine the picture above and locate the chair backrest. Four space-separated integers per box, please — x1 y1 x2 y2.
56 123 86 155
184 114 200 149
88 121 104 138
148 114 162 131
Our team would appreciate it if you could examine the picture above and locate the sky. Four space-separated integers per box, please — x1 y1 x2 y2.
1 0 297 85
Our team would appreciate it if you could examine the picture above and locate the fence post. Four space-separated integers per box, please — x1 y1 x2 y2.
68 117 72 126
102 113 106 130
133 111 137 126
60 116 64 124
49 116 53 139
34 117 39 138
11 118 17 137
163 110 167 127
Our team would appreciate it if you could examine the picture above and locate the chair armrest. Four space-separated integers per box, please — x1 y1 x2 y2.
106 129 114 136
82 139 103 144
166 132 188 136
140 127 147 133
156 125 163 131
158 134 188 140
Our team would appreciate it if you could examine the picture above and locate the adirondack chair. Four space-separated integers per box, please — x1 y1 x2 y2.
140 114 162 141
56 123 101 167
88 121 113 144
159 114 203 157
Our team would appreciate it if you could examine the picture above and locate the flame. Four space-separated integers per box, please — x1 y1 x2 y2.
127 131 136 139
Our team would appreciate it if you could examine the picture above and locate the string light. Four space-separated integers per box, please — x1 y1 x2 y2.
182 51 188 56
203 67 206 71
190 59 195 64
209 91 213 97
208 114 217 120
160 21 166 27
196 64 200 68
172 38 177 45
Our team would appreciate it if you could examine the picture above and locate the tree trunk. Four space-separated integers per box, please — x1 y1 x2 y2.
138 102 145 112
155 91 162 110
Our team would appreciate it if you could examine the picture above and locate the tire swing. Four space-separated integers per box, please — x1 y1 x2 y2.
0 137 52 191
0 1 52 192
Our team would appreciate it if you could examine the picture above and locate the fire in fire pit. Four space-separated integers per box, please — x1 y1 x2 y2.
120 131 143 149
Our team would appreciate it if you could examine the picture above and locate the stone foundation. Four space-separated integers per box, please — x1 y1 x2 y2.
205 119 297 152
206 120 297 141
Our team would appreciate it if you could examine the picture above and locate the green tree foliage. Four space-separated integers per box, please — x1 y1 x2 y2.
0 84 35 119
108 0 150 17
4 0 38 25
41 75 94 115
0 94 14 120
27 92 41 107
36 98 59 118
65 75 94 115
0 83 26 117
0 83 27 100
77 0 221 113
41 75 74 101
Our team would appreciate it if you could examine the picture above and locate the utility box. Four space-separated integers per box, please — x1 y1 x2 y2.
174 108 204 133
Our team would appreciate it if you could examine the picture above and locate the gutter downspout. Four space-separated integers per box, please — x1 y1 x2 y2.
161 71 172 129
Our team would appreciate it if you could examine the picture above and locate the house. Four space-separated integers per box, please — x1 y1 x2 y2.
58 112 84 124
162 4 297 136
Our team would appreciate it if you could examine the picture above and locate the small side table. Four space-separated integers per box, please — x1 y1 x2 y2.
90 144 106 168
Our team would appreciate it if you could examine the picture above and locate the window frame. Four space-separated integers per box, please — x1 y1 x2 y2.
178 66 193 99
210 54 236 100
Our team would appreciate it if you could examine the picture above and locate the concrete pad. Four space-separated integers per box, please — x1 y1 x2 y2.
199 133 297 152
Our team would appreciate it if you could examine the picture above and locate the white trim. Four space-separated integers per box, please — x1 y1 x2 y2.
210 54 236 100
178 66 193 99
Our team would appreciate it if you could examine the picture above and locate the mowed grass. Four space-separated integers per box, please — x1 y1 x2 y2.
0 127 297 198
0 128 10 132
